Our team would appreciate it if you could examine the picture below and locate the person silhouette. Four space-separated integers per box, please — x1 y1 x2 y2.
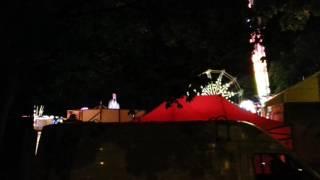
108 93 120 109
65 113 82 123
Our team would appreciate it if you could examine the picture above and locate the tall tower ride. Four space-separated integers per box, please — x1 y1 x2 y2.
248 0 271 104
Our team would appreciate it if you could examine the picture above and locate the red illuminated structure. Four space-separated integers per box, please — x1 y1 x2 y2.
33 95 320 180
141 95 292 149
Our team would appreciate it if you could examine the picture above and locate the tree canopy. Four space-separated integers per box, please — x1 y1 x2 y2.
257 0 320 93
3 0 252 114
2 0 320 124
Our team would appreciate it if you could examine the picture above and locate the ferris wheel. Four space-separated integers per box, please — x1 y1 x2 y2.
188 69 243 104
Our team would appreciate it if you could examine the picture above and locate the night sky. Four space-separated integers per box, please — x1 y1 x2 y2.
2 0 320 115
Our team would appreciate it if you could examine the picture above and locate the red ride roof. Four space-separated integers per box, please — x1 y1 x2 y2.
141 95 284 131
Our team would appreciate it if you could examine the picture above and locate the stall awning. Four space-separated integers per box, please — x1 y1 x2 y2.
141 95 293 149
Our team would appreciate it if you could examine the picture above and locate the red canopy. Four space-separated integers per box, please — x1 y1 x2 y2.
141 95 292 149
141 96 284 130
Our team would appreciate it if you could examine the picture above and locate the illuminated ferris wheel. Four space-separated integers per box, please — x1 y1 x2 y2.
188 69 243 103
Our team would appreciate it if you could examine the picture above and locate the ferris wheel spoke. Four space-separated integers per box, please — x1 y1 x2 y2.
190 69 242 103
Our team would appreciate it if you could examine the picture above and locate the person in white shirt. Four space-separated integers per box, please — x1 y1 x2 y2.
108 93 120 109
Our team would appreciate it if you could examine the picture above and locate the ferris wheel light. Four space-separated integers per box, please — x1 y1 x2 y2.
190 69 243 103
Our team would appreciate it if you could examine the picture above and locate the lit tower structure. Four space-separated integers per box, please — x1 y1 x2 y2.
247 0 271 105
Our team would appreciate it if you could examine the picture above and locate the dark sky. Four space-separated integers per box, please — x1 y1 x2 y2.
3 0 294 115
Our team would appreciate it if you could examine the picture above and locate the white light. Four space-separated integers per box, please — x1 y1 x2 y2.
248 0 254 8
81 107 88 110
35 131 42 155
196 69 241 102
250 32 271 104
201 81 239 100
247 0 271 104
108 93 120 109
239 100 257 113
194 69 242 103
